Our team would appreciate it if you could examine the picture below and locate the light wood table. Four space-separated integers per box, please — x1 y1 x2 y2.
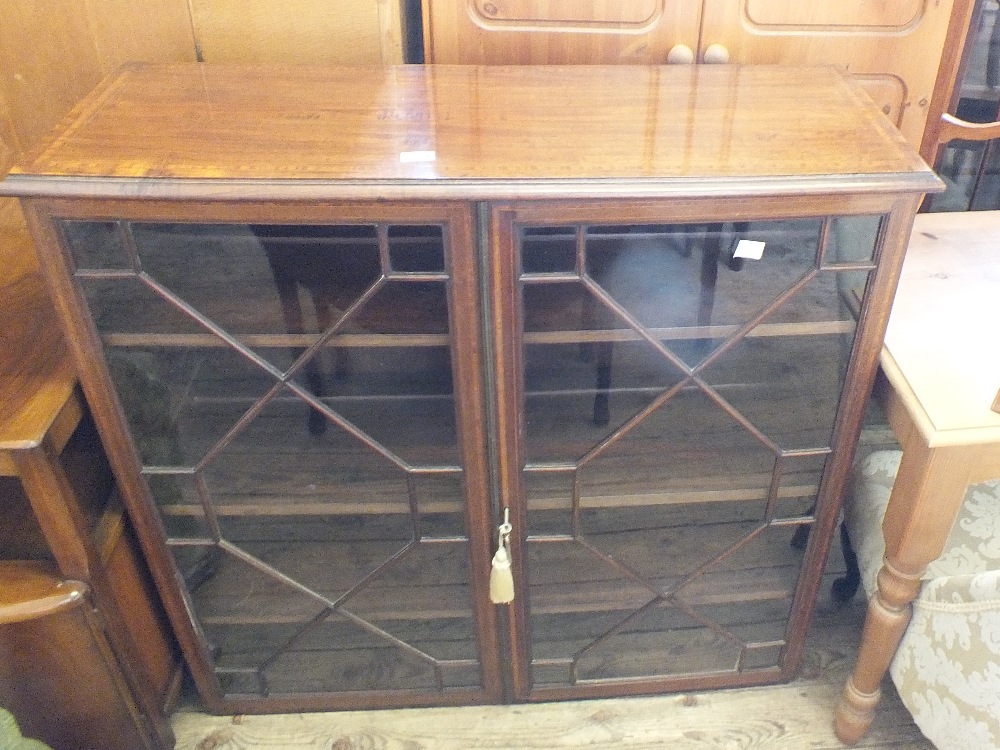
835 210 1000 743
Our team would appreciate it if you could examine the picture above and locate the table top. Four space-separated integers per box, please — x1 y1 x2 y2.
881 210 1000 448
0 63 939 201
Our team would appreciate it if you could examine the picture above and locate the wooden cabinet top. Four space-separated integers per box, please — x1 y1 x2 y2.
1 63 940 201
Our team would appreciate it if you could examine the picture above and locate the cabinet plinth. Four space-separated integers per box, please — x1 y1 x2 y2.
1 63 940 712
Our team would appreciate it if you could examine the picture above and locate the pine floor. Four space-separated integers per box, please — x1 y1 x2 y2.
170 589 932 749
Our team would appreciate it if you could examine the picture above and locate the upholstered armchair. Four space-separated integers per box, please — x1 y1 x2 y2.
0 709 52 750
844 450 1000 748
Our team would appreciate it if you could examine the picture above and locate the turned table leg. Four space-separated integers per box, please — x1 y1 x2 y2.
834 441 979 745
834 558 922 742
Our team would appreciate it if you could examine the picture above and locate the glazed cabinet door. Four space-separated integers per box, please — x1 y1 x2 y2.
489 200 887 699
421 0 701 64
698 0 957 147
47 201 501 711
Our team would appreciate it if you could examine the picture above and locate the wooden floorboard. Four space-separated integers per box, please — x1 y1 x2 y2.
171 592 932 749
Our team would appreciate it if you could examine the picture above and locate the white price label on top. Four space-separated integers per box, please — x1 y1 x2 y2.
399 150 437 163
733 239 765 260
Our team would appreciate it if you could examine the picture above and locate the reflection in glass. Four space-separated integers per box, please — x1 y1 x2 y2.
928 2 1000 212
827 215 881 264
63 221 131 270
67 220 481 700
520 226 576 274
388 225 446 272
525 469 575 538
518 216 880 689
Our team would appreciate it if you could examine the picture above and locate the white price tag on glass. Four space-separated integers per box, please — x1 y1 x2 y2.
733 239 765 260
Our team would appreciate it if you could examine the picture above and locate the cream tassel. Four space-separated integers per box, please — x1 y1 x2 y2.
489 508 514 604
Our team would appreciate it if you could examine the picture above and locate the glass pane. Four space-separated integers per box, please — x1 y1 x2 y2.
388 225 445 272
189 543 328 629
970 143 1000 210
681 525 804 611
413 473 466 538
216 515 411 603
763 268 868 328
774 453 828 521
301 343 458 465
523 340 685 462
578 499 768 589
80 276 206 336
63 221 131 270
699 333 847 449
575 602 741 680
266 613 438 694
582 220 823 368
441 663 483 689
931 140 989 212
827 215 881 264
525 470 574 537
517 217 855 691
133 223 307 340
741 642 785 671
526 540 656 664
348 541 479 661
521 226 576 274
585 224 721 368
577 388 778 507
101 345 277 468
522 281 589 333
152 472 210 540
68 219 483 702
350 281 449 335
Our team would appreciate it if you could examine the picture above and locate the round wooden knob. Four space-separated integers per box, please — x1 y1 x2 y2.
702 43 730 64
666 44 695 64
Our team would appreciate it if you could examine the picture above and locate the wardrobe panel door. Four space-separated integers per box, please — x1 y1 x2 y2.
422 0 700 64
742 0 923 29
699 0 956 147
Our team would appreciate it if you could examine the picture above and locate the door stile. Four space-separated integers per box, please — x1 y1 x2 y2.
447 201 506 703
485 203 535 700
780 194 924 671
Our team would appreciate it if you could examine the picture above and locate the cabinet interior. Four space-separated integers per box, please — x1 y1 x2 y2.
58 209 882 702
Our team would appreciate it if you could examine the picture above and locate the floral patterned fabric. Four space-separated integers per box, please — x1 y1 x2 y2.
845 450 1000 749
0 708 52 750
